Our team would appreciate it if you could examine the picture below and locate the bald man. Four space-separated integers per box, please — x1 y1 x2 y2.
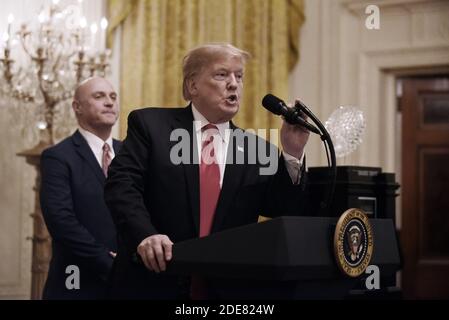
40 77 121 299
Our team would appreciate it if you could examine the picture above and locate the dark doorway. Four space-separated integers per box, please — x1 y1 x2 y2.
400 76 449 299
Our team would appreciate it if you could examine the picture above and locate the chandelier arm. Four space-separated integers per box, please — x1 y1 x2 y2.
20 32 38 61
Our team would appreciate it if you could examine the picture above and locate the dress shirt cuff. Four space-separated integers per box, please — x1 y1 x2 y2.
283 150 305 185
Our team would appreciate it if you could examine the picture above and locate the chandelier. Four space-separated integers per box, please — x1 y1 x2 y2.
0 0 111 145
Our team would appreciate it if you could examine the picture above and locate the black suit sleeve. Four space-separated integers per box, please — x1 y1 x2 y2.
40 150 113 281
104 110 159 253
261 149 307 217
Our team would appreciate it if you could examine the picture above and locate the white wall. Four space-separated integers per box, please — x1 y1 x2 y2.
0 0 115 299
290 0 449 171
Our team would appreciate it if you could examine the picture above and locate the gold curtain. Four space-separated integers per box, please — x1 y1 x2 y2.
107 0 305 138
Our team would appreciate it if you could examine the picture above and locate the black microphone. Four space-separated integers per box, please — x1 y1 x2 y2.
262 94 321 135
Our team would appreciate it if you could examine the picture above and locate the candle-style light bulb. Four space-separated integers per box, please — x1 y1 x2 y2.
6 14 15 48
8 14 15 25
38 11 46 24
100 17 108 51
90 23 98 35
77 17 88 50
2 32 9 43
100 17 108 30
78 0 84 16
80 17 87 29
90 23 98 52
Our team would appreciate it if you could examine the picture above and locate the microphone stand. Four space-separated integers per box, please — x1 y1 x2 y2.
295 101 337 216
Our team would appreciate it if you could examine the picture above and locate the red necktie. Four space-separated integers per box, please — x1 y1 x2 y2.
199 124 221 237
102 143 112 177
191 124 221 300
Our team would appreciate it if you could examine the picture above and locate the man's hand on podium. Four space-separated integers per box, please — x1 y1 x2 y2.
137 234 173 273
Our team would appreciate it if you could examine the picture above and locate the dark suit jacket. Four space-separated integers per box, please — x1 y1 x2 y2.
40 130 121 299
104 106 306 299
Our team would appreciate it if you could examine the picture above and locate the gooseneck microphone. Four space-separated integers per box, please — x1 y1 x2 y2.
262 93 337 216
262 94 321 135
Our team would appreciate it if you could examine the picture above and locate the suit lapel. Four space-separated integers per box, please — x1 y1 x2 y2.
211 122 246 233
172 105 200 235
72 130 106 185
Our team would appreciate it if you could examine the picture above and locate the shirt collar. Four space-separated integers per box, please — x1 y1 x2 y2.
191 104 230 144
78 127 114 152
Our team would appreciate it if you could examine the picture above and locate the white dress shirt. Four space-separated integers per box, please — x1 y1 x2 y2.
78 127 115 168
191 105 304 186
192 105 230 187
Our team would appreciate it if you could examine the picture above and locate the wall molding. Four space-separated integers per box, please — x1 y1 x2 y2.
341 0 448 14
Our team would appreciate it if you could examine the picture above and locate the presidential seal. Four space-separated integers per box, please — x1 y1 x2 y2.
334 208 374 277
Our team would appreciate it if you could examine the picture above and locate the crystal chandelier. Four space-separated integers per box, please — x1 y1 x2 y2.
0 0 111 145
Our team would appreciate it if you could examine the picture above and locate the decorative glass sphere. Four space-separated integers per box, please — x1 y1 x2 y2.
325 106 366 158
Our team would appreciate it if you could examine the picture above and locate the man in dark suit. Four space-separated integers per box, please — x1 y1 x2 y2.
104 43 310 299
40 77 121 299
